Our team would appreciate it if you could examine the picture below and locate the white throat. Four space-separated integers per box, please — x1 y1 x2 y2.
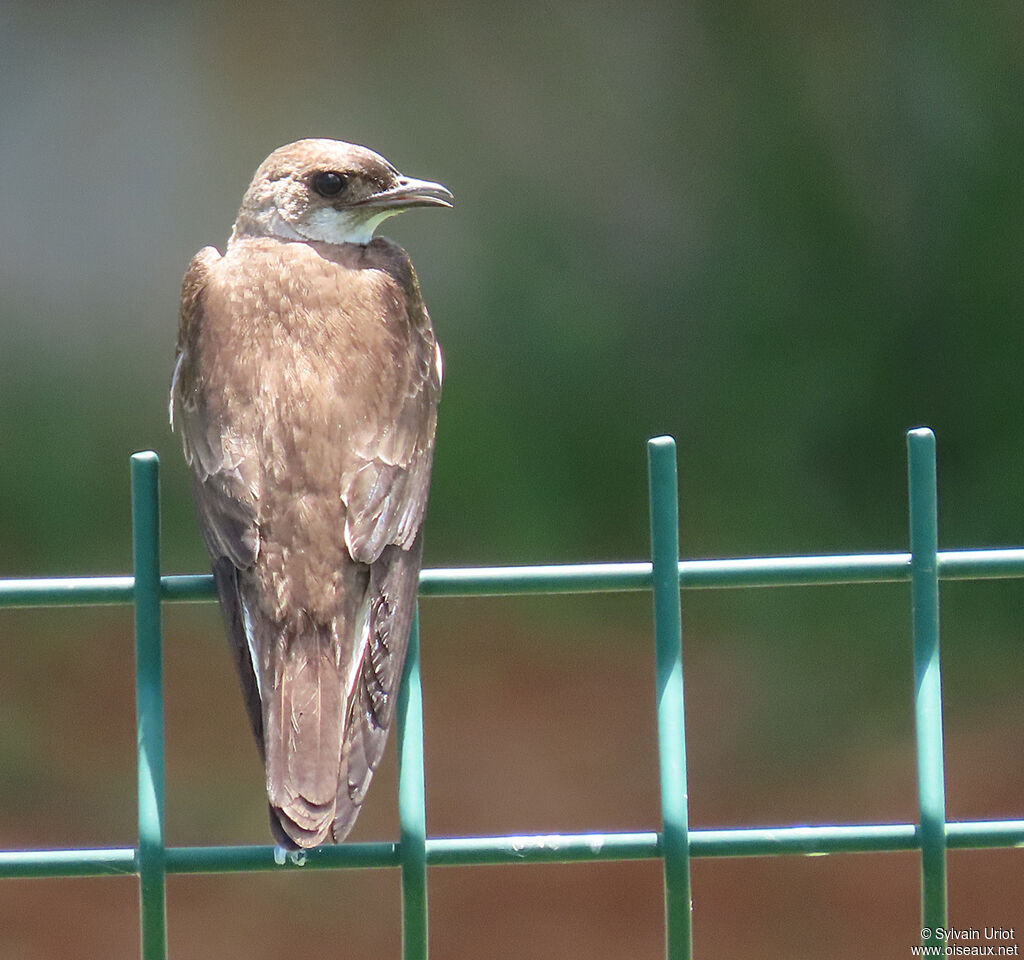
296 207 400 245
231 205 399 246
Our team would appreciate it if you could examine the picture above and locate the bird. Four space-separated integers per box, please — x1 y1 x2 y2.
170 138 452 848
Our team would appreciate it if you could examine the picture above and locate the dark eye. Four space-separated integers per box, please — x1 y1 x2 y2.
312 171 348 197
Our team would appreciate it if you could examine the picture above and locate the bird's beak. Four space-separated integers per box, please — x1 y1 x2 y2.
359 176 454 210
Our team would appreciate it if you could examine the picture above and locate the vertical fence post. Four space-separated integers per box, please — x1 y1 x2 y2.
131 452 168 959
647 436 693 959
397 605 428 960
906 428 948 938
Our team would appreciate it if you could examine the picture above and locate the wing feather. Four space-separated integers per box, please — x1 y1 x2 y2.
172 246 261 570
332 539 424 841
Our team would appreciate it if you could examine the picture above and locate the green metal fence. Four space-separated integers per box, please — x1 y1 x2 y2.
2 428 1024 958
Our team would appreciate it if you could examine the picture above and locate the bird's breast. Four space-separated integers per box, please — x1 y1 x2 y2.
193 237 437 621
202 239 426 430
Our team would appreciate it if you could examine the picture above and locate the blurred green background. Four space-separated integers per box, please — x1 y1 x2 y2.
2 1 1023 957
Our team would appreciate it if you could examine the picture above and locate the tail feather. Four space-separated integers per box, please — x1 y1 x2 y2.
269 802 332 850
264 622 347 848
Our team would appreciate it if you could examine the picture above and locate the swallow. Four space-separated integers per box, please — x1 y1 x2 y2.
171 138 451 847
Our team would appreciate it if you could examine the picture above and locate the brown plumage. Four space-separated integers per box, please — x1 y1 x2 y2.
171 139 451 847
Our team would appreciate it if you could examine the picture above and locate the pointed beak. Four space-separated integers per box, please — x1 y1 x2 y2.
359 176 454 211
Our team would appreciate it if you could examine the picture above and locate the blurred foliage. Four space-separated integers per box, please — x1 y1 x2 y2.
0 0 1022 752
2 1 1022 644
2 1 1022 574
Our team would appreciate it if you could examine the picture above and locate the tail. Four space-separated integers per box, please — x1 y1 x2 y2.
263 619 349 848
237 538 423 849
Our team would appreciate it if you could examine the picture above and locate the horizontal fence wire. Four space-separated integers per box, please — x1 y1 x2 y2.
2 431 1024 959
7 550 1024 608
3 817 1024 880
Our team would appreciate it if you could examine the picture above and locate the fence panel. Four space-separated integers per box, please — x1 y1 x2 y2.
1 430 1023 958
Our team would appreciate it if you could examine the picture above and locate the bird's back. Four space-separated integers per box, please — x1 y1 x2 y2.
175 234 441 846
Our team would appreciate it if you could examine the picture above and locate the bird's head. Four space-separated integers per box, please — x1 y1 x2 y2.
230 138 453 246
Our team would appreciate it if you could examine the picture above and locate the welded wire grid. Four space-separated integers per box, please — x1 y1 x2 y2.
2 429 1024 958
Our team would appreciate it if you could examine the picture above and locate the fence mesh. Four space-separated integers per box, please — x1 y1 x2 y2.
2 429 1023 958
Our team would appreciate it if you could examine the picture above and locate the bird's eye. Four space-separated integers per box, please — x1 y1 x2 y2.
312 171 348 197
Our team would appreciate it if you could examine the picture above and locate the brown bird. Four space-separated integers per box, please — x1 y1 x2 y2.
170 139 452 848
